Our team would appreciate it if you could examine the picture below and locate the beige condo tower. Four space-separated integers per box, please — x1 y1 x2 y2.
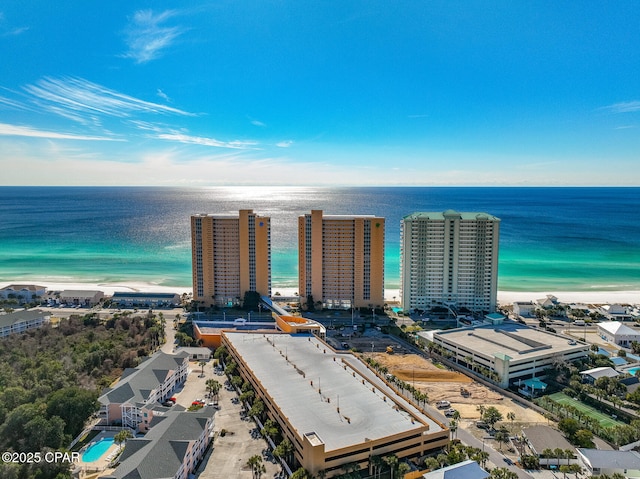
191 210 271 307
298 210 384 310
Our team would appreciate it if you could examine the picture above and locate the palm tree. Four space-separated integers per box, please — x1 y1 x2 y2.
199 360 206 377
449 418 458 440
209 379 221 404
114 429 133 451
246 454 265 479
554 448 565 468
384 454 399 479
495 428 510 451
369 455 383 479
506 411 516 434
341 461 360 477
274 438 294 466
261 419 279 440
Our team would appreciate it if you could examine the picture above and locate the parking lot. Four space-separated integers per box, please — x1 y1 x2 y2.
179 361 283 479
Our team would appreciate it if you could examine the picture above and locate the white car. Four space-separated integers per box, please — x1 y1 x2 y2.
444 408 457 417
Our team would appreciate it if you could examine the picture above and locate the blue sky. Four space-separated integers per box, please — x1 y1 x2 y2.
1 1 639 186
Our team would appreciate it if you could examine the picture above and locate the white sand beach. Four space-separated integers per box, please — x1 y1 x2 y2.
6 281 638 307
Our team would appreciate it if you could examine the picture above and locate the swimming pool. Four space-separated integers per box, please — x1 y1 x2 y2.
82 437 114 462
628 367 640 376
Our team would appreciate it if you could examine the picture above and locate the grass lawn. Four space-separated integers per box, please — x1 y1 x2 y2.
548 392 623 428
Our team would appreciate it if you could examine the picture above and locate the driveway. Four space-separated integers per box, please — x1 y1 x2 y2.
195 372 283 479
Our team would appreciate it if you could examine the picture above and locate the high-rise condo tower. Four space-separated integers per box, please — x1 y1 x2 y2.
298 210 384 310
400 210 500 313
191 210 271 307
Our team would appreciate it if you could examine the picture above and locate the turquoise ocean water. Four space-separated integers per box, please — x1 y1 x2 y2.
1 186 639 293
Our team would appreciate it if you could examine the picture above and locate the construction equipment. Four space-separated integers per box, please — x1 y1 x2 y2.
386 346 394 354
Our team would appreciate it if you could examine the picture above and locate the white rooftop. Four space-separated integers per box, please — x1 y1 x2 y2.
598 321 639 336
224 332 443 452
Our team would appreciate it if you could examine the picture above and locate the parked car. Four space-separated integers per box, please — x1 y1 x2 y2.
436 400 451 409
444 408 457 417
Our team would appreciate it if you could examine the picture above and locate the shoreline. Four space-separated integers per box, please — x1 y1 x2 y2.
2 280 639 306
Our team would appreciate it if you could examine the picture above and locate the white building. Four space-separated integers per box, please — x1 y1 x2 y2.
601 304 633 321
400 210 500 314
98 351 189 432
430 323 589 388
513 301 536 318
576 449 640 478
0 284 46 303
0 310 50 338
597 321 640 348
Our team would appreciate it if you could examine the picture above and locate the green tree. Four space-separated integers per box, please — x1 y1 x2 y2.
46 387 99 438
489 467 518 479
114 429 133 450
261 419 278 440
506 411 516 433
574 429 594 448
206 379 221 403
249 398 265 418
369 455 384 479
243 291 261 311
290 468 313 479
384 454 399 479
495 428 510 451
246 454 265 479
397 462 411 478
274 437 294 465
482 406 503 430
558 417 580 439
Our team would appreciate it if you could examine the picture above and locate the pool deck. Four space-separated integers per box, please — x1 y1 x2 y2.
76 431 121 474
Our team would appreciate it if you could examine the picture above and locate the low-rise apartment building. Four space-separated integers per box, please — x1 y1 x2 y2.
0 284 46 303
0 309 50 338
100 408 215 479
98 351 189 432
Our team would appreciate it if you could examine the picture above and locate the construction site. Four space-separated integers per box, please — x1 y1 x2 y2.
363 352 548 427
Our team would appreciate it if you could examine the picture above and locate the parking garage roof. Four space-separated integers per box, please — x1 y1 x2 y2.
223 332 444 452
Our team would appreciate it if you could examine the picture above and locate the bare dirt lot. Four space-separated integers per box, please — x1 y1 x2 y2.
364 352 547 426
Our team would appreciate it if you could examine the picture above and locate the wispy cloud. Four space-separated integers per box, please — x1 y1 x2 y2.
603 101 640 113
23 77 194 124
122 9 184 64
0 12 29 37
1 26 29 37
0 94 31 111
129 120 257 150
153 131 257 149
0 122 121 141
157 88 170 102
251 119 266 127
276 140 293 148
